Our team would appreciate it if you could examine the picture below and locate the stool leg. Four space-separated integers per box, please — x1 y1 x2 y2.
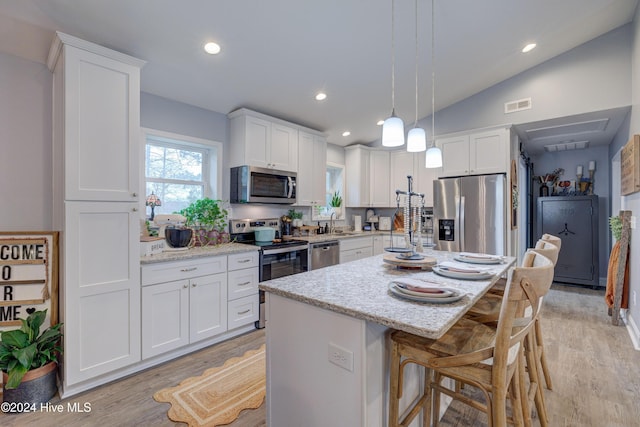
389 340 401 427
422 367 434 427
535 319 553 390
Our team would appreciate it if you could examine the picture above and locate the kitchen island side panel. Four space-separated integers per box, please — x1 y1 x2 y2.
265 293 423 427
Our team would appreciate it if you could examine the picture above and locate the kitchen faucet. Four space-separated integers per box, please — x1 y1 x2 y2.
330 212 336 234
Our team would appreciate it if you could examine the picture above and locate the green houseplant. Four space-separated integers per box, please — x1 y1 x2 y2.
0 309 62 406
178 198 230 246
330 191 342 208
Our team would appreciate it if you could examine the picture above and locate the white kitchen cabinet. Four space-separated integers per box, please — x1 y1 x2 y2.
345 145 391 207
345 145 370 207
141 257 228 359
390 150 439 207
48 32 145 394
227 252 259 328
297 131 327 206
370 150 390 207
49 32 143 203
63 201 141 383
373 235 385 255
437 127 509 178
340 236 374 263
229 109 299 172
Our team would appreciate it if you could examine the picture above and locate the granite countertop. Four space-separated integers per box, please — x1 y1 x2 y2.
140 242 259 264
260 250 516 339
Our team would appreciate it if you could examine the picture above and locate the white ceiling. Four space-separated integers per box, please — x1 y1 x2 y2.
0 0 637 151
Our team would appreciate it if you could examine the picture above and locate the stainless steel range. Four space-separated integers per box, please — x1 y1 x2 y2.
230 218 309 328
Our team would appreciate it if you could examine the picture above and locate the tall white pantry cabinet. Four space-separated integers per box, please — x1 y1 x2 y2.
47 32 145 396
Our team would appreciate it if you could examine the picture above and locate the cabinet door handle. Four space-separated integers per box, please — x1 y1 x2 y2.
237 281 251 286
132 192 138 197
192 283 197 287
183 284 188 289
132 208 138 212
237 309 251 315
238 259 251 263
181 267 197 272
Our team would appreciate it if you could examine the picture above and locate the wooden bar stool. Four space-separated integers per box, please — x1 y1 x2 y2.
389 250 554 427
465 240 559 426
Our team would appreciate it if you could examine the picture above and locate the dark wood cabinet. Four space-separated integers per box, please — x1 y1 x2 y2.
537 196 599 287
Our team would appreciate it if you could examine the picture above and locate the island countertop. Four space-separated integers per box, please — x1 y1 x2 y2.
260 250 515 339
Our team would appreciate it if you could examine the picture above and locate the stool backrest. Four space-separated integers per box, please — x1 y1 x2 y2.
533 240 560 266
541 234 561 250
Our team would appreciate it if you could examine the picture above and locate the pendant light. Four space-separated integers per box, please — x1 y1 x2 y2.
425 0 443 168
407 0 426 153
382 0 405 147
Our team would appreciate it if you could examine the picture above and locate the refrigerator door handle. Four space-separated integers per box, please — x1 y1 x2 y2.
459 196 465 252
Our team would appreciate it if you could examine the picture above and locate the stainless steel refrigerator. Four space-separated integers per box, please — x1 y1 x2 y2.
433 174 506 255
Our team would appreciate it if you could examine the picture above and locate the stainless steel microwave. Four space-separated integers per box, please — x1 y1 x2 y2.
230 165 297 204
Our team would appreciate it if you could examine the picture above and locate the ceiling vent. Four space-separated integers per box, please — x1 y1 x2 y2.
544 141 589 152
504 98 532 114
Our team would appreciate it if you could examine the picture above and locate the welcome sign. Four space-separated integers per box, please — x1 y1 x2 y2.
0 231 59 330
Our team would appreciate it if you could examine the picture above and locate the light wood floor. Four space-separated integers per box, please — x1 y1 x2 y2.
2 283 638 426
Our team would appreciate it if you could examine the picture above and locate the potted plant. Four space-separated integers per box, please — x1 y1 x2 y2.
0 309 62 408
287 209 304 227
330 191 343 218
178 198 230 246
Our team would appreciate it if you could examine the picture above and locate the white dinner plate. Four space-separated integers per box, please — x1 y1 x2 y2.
392 283 456 298
388 283 465 304
432 266 494 280
453 254 503 265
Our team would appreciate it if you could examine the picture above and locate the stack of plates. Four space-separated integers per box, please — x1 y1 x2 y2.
453 252 503 265
432 262 494 280
388 278 463 303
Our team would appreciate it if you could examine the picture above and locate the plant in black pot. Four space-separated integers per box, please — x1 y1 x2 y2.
179 198 230 246
0 309 62 409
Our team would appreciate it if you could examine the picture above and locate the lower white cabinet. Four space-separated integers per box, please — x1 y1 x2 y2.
227 252 260 328
340 236 374 263
141 257 228 359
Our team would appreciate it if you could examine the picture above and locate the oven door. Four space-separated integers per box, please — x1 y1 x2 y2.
259 244 309 282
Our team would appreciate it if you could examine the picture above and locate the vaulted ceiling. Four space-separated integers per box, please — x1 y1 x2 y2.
0 0 637 151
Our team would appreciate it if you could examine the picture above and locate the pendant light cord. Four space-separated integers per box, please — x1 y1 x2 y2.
391 0 396 115
431 0 436 145
414 0 419 127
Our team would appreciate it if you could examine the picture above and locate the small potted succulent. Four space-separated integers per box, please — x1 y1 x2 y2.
287 209 304 228
178 198 230 246
330 191 343 218
0 309 63 409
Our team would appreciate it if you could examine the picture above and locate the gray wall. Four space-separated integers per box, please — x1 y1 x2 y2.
0 53 52 230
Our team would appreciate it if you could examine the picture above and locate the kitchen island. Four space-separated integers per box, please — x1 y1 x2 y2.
260 250 515 426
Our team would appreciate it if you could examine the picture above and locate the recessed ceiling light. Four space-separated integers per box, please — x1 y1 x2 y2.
342 131 351 137
204 42 221 55
315 92 327 101
522 43 536 53
376 120 384 126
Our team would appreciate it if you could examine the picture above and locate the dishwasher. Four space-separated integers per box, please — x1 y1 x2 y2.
310 240 340 270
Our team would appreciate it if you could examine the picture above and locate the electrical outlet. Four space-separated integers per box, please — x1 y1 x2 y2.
634 291 637 307
631 216 637 230
328 343 354 371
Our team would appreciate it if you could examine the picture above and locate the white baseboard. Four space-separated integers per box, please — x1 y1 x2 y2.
623 311 640 351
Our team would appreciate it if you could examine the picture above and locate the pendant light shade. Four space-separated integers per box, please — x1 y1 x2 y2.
382 0 405 148
407 127 426 152
425 146 443 168
382 113 405 147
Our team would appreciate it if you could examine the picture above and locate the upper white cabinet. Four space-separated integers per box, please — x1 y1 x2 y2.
345 145 390 207
48 32 145 394
297 131 327 206
437 127 509 178
229 109 299 172
49 33 144 202
390 150 439 207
